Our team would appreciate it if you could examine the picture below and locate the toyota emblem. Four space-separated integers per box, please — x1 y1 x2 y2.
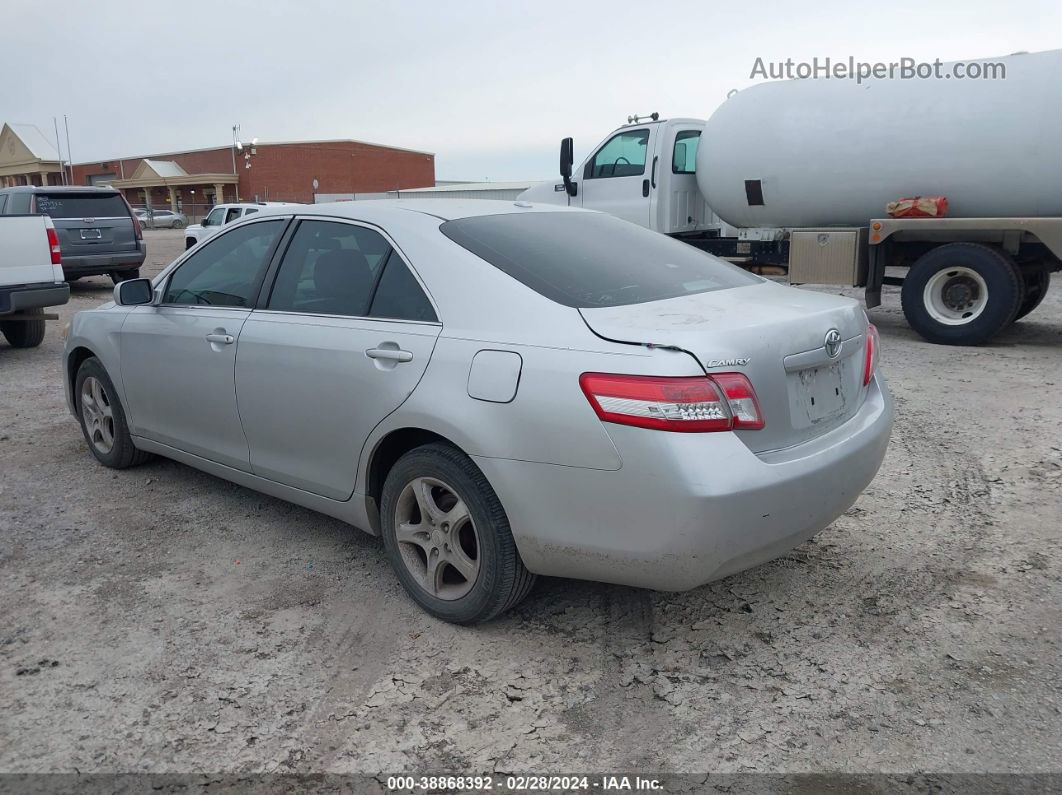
824 328 843 358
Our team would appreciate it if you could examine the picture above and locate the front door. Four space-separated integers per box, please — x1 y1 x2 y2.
120 217 288 470
577 126 656 228
235 218 441 500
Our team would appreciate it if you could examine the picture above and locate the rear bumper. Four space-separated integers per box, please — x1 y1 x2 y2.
61 247 145 277
0 282 70 315
475 375 893 591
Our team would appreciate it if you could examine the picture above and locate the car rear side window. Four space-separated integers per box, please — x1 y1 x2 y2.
32 193 128 218
267 220 436 322
0 194 7 213
369 253 437 322
267 220 391 317
440 212 760 308
163 219 285 307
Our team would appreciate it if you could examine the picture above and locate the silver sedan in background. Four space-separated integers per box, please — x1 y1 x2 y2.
144 208 187 229
62 201 892 624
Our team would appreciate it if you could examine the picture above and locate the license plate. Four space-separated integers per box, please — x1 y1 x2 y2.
80 228 102 240
796 362 846 422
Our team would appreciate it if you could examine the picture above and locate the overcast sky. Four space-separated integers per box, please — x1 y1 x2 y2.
4 0 1060 182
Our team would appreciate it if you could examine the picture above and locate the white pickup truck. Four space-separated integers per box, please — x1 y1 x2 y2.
0 215 70 348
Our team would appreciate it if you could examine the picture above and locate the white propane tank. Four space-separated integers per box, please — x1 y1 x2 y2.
696 49 1062 228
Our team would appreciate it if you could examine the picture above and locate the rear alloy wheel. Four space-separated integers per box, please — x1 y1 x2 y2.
380 443 535 624
75 357 153 469
172 220 185 229
901 243 1022 345
1013 263 1051 322
0 309 46 348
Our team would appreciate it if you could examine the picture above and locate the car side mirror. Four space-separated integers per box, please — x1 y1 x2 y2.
114 278 154 306
560 137 577 197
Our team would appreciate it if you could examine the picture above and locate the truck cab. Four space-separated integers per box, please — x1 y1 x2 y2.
519 116 732 237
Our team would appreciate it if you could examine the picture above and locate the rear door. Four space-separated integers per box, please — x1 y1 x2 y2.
578 126 657 228
120 217 288 469
235 217 441 500
32 192 137 259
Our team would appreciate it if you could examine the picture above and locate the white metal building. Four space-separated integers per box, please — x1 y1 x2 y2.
316 181 535 203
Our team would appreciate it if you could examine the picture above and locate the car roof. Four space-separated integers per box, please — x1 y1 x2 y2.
249 198 591 223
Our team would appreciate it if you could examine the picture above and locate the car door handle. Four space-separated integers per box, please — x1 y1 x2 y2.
366 347 413 363
642 178 650 198
205 333 234 345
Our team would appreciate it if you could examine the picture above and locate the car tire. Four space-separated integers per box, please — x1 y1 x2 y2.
185 238 196 250
1013 263 1051 323
0 309 46 348
172 220 185 229
75 357 153 469
380 442 536 624
110 269 140 285
901 243 1022 346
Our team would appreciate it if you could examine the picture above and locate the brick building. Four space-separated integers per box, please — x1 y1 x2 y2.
68 138 435 219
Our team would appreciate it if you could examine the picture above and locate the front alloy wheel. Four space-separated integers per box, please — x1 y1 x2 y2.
74 357 153 469
80 376 115 455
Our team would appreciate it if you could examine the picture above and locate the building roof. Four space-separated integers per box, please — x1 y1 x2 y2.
141 159 188 178
72 137 434 165
8 123 61 161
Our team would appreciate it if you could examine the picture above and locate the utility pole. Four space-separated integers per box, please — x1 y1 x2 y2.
231 124 240 201
63 116 73 184
52 118 66 185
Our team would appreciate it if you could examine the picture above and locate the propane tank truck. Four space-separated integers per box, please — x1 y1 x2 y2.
518 49 1061 346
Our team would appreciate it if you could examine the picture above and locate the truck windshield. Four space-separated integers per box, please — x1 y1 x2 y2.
440 211 760 308
33 193 128 219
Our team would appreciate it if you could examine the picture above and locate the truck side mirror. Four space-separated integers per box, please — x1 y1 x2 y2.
559 137 577 197
114 278 154 306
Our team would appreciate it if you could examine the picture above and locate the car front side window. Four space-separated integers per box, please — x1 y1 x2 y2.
162 219 286 308
203 208 225 227
585 129 649 179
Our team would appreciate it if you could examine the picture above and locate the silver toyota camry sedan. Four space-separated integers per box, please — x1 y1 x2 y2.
63 200 893 624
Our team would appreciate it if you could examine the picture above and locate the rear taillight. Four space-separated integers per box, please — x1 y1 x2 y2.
46 225 62 265
121 195 143 240
709 372 765 430
863 323 880 386
579 372 764 433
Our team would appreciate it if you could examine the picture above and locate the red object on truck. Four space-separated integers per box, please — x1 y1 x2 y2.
886 196 949 218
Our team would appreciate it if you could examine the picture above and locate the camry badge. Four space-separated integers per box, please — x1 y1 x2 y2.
705 357 750 368
824 328 843 358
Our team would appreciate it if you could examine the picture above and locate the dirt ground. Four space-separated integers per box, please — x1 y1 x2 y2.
1 227 1059 776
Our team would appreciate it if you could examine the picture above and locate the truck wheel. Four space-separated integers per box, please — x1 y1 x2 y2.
75 357 153 469
110 269 140 285
1013 264 1051 322
380 442 536 624
185 238 196 250
0 309 46 348
901 243 1022 345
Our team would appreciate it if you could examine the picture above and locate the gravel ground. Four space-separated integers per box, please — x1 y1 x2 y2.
1 228 1059 776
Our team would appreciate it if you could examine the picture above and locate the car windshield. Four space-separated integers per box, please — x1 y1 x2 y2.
440 211 760 308
33 193 128 219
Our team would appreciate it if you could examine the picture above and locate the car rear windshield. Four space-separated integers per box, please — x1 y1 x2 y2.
439 212 760 308
33 193 129 219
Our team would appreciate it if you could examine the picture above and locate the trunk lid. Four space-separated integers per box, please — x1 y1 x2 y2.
579 280 869 453
33 192 138 258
